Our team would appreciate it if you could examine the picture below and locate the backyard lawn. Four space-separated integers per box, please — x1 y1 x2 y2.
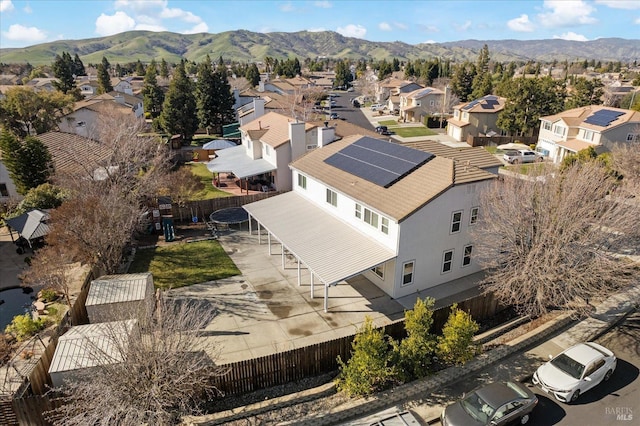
128 240 240 289
377 120 438 138
189 163 233 200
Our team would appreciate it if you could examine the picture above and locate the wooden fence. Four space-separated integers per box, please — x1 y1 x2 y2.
213 292 501 396
467 135 538 148
171 193 280 224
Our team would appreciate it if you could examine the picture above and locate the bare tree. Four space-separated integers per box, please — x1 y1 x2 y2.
159 167 204 222
47 291 228 425
471 161 639 317
277 86 325 121
611 137 640 198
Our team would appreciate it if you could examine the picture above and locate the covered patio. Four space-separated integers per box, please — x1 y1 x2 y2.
243 191 396 312
206 145 276 194
4 209 50 252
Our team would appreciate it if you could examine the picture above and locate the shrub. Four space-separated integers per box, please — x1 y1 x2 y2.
5 314 46 342
436 304 480 366
393 297 437 381
336 316 395 397
40 288 57 303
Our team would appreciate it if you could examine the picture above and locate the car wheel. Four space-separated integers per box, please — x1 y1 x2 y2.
520 413 530 424
604 369 613 381
570 390 580 403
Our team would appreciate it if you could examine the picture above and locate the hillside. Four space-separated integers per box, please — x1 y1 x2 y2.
0 30 638 66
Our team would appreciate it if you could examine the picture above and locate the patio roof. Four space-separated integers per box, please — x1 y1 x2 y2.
243 191 396 286
206 145 276 179
5 209 50 241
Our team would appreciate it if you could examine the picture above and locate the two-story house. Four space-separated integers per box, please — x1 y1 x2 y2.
447 95 506 143
375 78 423 112
536 105 640 163
206 112 337 193
58 96 142 137
399 87 445 123
243 136 497 311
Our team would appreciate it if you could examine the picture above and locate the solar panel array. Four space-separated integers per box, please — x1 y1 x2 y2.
462 99 479 110
413 88 433 98
324 137 434 188
584 109 625 127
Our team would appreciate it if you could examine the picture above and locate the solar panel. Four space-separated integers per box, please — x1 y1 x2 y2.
584 109 624 127
324 137 434 188
485 95 498 101
480 103 494 109
462 100 479 110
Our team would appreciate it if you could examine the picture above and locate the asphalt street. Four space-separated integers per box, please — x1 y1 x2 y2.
326 90 376 131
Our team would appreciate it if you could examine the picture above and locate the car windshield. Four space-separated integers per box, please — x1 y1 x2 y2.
551 353 585 379
460 391 496 423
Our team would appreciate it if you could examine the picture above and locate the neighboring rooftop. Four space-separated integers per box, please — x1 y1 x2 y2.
86 273 153 306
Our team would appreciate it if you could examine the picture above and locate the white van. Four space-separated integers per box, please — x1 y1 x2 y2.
370 103 384 111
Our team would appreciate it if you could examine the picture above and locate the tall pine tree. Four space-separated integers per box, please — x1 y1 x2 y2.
97 57 113 95
142 59 164 119
196 56 235 136
52 52 76 94
159 60 198 143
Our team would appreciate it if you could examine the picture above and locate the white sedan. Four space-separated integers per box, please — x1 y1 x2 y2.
532 342 616 403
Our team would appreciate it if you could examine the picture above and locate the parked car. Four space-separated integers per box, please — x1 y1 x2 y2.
503 149 544 164
329 112 339 120
441 381 538 426
370 103 384 111
533 342 616 403
375 125 388 134
346 87 354 92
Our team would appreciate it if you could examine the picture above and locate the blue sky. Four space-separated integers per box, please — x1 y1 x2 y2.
1 0 639 49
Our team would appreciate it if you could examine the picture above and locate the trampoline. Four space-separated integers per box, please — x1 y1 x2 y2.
209 207 249 226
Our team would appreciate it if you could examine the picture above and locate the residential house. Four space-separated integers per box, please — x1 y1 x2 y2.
375 77 423 111
36 131 113 179
58 97 140 137
24 78 57 92
86 273 155 324
206 111 336 192
111 77 134 95
243 136 497 311
48 320 137 388
95 91 144 118
399 87 445 123
447 95 506 143
258 75 314 95
536 105 640 163
78 80 99 98
0 155 20 202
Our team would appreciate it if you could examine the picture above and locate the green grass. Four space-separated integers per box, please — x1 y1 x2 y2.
485 146 498 154
378 120 398 126
189 163 233 200
390 126 438 138
129 240 240 289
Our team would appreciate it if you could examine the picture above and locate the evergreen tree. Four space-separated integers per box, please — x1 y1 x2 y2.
333 59 353 89
52 52 76 95
135 59 146 76
159 60 198 143
115 63 123 77
393 297 436 381
450 62 476 102
0 131 54 195
436 304 479 366
566 77 604 109
142 60 164 119
72 54 86 76
471 44 492 99
196 56 236 136
97 58 113 95
245 63 260 87
159 58 169 78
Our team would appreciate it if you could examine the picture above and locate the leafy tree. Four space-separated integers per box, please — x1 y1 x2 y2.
52 52 76 95
496 76 565 136
450 62 476 102
72 54 86 76
0 86 74 137
334 59 353 89
336 316 395 397
245 63 260 87
566 77 604 109
12 183 68 216
142 60 164 119
436 304 479 365
0 131 54 195
160 60 198 143
115 63 123 77
393 297 436 381
97 57 113 94
135 59 146 76
47 291 228 425
5 314 46 342
159 58 170 78
471 161 639 317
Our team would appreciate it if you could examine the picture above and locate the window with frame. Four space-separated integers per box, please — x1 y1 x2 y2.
355 203 362 219
451 211 463 233
402 261 414 286
326 188 337 207
381 217 389 235
553 125 566 136
462 245 472 267
0 183 8 197
372 264 384 279
583 130 594 141
542 121 552 131
264 144 270 155
462 111 469 120
297 174 307 189
627 133 640 142
442 250 454 273
469 207 479 225
364 208 379 228
430 100 435 106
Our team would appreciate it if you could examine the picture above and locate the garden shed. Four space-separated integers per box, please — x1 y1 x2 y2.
48 320 137 388
85 273 155 323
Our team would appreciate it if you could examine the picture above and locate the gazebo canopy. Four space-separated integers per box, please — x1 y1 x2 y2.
5 209 50 242
202 139 237 150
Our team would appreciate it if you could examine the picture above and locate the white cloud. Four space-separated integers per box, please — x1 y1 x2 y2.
336 24 366 38
393 21 408 30
114 0 168 13
508 14 535 32
95 11 136 36
595 0 640 10
279 2 294 12
314 1 332 8
0 0 14 12
454 20 472 31
23 4 31 13
539 0 596 27
2 23 47 43
308 27 327 32
635 17 640 24
160 8 202 23
379 22 392 31
182 22 209 34
422 40 437 44
135 23 167 32
419 24 439 33
553 31 589 41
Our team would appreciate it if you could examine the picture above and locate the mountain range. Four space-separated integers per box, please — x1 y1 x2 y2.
0 30 638 66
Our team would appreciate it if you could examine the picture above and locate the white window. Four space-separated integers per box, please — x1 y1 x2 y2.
451 211 463 233
462 245 472 267
469 207 479 225
454 110 460 119
372 264 384 279
326 189 337 207
264 144 270 155
364 208 379 228
247 140 252 149
298 174 307 189
402 261 414 286
355 203 362 219
381 217 389 235
442 250 454 273
583 130 594 141
463 111 469 120
542 121 552 131
553 125 566 137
